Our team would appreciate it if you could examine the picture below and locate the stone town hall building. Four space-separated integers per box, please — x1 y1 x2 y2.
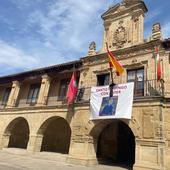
0 0 170 169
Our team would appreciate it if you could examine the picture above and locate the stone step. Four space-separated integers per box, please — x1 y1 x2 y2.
33 151 68 162
2 148 28 155
2 148 68 163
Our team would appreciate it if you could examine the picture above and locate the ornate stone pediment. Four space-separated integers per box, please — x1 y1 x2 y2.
101 0 147 19
101 0 148 51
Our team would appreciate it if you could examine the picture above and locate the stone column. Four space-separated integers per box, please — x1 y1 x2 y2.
6 81 20 108
67 132 97 166
133 140 140 167
0 133 9 149
0 134 3 149
27 134 43 153
37 74 51 106
1 134 10 148
133 139 165 170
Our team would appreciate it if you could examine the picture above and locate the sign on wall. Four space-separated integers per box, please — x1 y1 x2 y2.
90 82 134 120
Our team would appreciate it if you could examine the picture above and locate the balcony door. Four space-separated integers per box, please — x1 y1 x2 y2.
127 68 144 96
97 74 110 86
27 83 40 105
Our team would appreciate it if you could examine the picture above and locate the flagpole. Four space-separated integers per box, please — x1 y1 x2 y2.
110 67 114 84
154 46 157 91
106 42 115 97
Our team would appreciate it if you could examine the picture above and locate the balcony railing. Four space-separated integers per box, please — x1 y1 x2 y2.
15 99 38 108
75 79 164 103
0 79 164 109
0 101 7 109
45 96 67 106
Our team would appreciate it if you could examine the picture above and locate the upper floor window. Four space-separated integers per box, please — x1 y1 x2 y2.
97 74 110 86
127 68 144 96
1 87 11 105
27 83 40 104
58 79 70 100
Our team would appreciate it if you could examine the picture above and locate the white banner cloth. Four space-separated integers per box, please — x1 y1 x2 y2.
90 82 134 120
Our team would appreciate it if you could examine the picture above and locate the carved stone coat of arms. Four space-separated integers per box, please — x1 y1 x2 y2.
112 22 127 48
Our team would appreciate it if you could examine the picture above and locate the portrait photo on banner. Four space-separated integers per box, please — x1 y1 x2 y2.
99 96 118 116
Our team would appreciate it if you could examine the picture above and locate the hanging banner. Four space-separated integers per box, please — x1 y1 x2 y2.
90 82 134 120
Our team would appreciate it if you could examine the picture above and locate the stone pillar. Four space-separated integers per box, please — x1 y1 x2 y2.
27 134 43 153
134 139 165 170
37 74 51 106
133 140 140 168
0 134 4 150
67 133 97 166
1 134 10 148
6 81 20 108
0 134 3 149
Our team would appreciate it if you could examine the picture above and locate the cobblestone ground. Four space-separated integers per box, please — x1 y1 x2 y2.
0 149 129 170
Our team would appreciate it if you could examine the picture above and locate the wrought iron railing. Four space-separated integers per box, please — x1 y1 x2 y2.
75 79 164 102
0 101 7 109
135 79 164 97
0 79 164 109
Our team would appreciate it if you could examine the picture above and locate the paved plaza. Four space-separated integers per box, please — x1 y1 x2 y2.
0 149 129 170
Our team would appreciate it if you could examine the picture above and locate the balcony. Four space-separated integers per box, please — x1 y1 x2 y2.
75 79 164 103
15 99 38 108
0 79 164 109
45 96 67 106
0 102 7 109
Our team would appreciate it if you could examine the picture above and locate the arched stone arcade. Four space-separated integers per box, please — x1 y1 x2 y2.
4 117 30 149
90 120 136 168
37 116 71 154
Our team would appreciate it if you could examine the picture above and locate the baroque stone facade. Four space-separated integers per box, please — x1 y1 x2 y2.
0 1 169 170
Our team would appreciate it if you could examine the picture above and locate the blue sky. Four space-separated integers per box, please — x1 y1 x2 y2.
0 0 170 76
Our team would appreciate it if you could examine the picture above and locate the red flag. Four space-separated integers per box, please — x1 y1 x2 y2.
66 72 78 104
155 48 161 81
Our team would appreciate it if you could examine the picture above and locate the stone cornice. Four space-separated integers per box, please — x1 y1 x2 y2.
82 40 162 65
0 96 169 115
0 105 69 114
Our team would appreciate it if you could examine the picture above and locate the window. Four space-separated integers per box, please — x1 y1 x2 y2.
127 68 144 96
27 83 40 104
1 87 11 105
58 79 70 100
97 74 110 86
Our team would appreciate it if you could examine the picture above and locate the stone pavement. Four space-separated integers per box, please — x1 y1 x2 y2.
0 148 129 170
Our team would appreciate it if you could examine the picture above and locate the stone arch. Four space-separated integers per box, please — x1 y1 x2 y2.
4 117 30 149
90 119 135 168
37 116 71 154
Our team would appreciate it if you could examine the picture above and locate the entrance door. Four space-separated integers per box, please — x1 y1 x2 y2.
97 121 135 168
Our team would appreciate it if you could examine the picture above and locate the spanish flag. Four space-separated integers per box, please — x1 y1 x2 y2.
106 43 124 76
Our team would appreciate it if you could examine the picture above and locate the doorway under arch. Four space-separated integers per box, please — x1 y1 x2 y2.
97 121 135 168
5 117 30 149
39 117 71 154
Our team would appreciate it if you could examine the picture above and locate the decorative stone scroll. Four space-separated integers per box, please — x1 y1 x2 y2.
151 23 162 40
88 41 96 56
